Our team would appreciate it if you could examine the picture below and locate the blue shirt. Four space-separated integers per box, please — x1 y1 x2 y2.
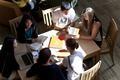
25 27 33 40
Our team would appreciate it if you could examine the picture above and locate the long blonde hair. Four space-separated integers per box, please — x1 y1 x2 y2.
82 7 95 32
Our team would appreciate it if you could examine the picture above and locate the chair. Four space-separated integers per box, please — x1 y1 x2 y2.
71 0 78 8
80 60 101 80
101 18 118 65
42 8 53 28
9 16 22 37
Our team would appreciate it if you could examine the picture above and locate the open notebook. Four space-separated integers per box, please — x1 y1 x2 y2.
67 26 80 35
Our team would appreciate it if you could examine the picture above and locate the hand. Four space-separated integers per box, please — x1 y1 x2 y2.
32 38 37 43
74 34 80 39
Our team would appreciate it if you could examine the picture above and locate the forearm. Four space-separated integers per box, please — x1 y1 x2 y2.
80 35 94 40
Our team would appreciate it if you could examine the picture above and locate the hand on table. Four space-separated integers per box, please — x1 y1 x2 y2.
32 38 37 43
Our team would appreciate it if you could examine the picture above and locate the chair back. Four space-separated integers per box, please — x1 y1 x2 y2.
71 0 78 8
42 8 53 27
9 16 22 37
80 60 101 80
105 18 118 51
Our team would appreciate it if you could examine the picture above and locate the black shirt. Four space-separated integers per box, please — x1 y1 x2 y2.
26 63 66 80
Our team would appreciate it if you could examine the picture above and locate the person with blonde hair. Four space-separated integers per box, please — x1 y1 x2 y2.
79 7 102 47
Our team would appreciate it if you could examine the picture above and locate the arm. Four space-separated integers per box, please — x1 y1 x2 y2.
53 64 67 80
32 25 38 38
80 21 101 40
26 64 38 77
69 8 76 23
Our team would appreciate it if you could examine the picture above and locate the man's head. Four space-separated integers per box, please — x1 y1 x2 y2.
61 2 71 15
37 48 51 64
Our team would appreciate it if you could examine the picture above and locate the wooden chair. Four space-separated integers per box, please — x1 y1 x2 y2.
100 18 118 65
9 16 22 37
80 60 101 80
71 0 78 8
42 8 53 28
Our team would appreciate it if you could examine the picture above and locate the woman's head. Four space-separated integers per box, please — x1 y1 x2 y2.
1 36 17 53
83 7 94 21
37 48 51 64
21 14 34 29
65 38 79 51
61 2 71 15
25 19 33 28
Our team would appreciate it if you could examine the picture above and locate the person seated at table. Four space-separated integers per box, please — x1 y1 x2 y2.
78 7 102 47
26 48 66 80
17 14 38 43
61 38 84 80
0 36 20 79
52 1 76 30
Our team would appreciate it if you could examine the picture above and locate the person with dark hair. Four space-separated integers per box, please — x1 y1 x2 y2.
0 36 20 79
17 14 38 43
61 38 84 80
78 7 102 47
52 1 76 30
26 48 66 80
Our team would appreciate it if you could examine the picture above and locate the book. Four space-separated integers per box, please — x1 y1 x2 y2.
67 26 80 35
49 36 65 49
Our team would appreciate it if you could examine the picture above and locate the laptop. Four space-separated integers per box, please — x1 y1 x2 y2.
15 52 34 70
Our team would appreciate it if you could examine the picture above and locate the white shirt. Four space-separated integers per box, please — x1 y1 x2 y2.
62 51 84 80
52 8 76 28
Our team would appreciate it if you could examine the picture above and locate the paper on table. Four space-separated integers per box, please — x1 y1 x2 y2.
30 42 42 51
36 35 48 43
49 36 65 49
30 35 48 51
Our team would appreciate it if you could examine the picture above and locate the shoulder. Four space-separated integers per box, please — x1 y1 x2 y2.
75 51 84 58
50 64 59 69
69 8 75 12
93 21 101 28
31 63 39 69
70 51 83 61
68 8 75 14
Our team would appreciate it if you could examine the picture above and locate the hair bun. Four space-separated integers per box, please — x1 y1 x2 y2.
85 7 93 13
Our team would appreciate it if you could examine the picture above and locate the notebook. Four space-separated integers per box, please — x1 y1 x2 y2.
67 26 80 35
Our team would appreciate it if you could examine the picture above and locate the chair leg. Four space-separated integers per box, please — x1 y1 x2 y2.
109 52 115 65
